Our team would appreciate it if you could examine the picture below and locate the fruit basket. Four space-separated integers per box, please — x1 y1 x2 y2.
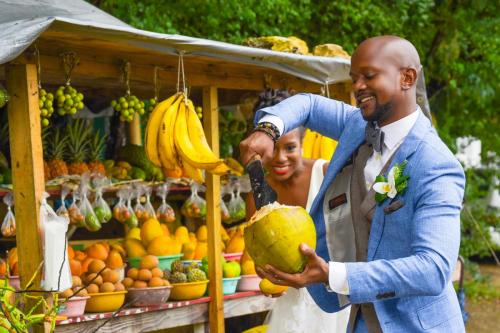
126 286 172 307
128 254 183 270
237 274 262 292
222 277 241 295
85 290 127 313
223 252 243 262
169 280 208 301
58 296 89 317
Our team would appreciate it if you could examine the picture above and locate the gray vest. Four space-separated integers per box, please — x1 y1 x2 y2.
323 143 394 333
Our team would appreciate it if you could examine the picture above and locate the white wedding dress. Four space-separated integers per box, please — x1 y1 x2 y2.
265 159 351 333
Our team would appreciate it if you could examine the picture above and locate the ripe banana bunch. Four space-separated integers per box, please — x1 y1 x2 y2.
145 93 230 183
302 129 338 160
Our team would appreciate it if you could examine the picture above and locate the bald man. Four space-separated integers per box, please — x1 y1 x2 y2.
240 36 465 332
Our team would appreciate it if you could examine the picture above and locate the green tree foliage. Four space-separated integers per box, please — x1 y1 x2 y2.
94 0 498 153
93 0 499 272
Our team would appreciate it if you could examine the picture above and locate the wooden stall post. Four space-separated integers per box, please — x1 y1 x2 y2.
202 86 224 333
6 63 48 332
129 113 142 145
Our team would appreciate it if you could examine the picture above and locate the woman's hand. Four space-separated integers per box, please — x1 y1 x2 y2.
256 243 329 289
239 131 275 166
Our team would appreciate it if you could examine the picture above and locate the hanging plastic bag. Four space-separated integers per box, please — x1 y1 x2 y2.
1 193 16 237
156 183 176 223
56 186 70 219
113 189 128 223
125 190 139 228
40 192 72 292
144 186 157 222
228 183 246 223
68 190 85 227
181 182 207 219
92 175 112 223
220 185 231 223
133 185 148 223
78 176 101 232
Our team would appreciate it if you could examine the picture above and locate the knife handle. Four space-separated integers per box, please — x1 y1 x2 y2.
248 154 262 165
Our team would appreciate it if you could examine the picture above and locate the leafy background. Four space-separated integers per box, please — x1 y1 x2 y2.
91 0 499 297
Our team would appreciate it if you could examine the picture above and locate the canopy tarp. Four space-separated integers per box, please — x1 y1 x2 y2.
0 0 430 114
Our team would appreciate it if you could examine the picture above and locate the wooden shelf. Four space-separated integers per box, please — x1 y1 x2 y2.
55 292 274 333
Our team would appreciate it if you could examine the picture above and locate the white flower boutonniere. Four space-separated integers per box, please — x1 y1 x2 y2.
373 160 409 204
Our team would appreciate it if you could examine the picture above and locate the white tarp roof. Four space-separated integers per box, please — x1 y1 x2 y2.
0 0 430 114
0 0 351 85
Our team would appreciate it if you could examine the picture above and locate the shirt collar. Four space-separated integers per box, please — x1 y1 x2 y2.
381 107 420 150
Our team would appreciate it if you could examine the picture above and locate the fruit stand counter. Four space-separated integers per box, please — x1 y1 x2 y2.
55 292 274 333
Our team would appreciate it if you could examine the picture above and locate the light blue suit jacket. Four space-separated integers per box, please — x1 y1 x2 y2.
256 94 466 332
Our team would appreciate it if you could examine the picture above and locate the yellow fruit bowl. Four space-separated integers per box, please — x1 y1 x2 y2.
170 280 208 301
85 291 127 313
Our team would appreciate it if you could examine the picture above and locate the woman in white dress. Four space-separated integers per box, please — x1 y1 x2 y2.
246 125 351 333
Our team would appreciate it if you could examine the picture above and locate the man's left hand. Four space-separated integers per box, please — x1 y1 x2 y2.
256 243 329 289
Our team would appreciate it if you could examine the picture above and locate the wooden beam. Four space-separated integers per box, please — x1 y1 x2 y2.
6 64 48 333
202 86 224 333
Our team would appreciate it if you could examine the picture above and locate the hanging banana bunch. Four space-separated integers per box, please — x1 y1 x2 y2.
145 93 230 183
301 129 338 160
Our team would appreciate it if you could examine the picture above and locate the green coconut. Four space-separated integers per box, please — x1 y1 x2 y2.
244 203 316 274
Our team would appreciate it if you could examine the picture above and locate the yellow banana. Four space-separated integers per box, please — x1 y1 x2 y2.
181 159 204 183
319 136 338 160
145 93 179 166
311 132 322 159
158 95 183 170
174 99 223 169
302 129 315 158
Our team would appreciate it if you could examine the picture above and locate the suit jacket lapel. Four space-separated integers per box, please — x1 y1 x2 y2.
367 111 432 260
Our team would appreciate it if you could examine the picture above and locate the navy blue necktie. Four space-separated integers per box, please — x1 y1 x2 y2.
365 122 384 153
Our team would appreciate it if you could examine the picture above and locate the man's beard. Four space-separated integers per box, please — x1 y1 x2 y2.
363 100 393 123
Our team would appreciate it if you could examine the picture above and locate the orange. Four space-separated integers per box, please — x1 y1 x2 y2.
106 250 124 269
67 246 75 260
11 262 18 276
151 267 164 278
85 273 103 286
72 275 82 287
139 255 159 270
88 259 106 274
0 258 6 277
69 259 82 277
99 282 115 293
137 269 152 281
101 269 120 284
114 282 125 291
74 250 87 262
7 248 17 269
80 257 93 274
126 268 139 280
122 277 134 288
133 280 148 289
59 288 73 299
86 243 108 261
86 283 99 294
148 277 164 287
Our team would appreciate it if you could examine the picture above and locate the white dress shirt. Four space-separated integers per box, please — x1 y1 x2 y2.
260 109 420 295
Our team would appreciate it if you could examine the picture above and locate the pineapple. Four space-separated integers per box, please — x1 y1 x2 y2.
88 131 107 175
46 128 69 179
66 119 90 175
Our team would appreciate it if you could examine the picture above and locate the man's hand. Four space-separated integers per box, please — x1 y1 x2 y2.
256 243 329 289
239 131 275 166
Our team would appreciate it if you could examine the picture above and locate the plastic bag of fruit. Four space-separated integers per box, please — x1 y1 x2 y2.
56 186 70 219
92 175 112 223
156 183 176 223
133 185 148 223
40 192 72 291
220 185 231 223
78 176 101 232
68 190 85 226
144 186 157 221
1 193 16 237
181 182 207 219
124 190 139 228
227 183 246 223
113 189 127 223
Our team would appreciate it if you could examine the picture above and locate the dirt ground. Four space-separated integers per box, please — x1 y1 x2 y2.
466 264 500 333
